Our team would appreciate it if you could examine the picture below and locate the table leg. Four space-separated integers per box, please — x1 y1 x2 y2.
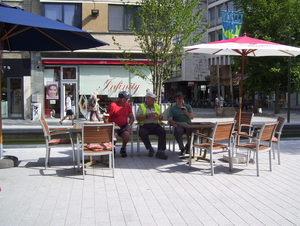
187 128 214 163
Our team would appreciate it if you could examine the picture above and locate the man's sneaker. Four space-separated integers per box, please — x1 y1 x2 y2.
120 147 127 158
148 147 155 157
180 148 186 156
185 148 190 155
155 150 168 160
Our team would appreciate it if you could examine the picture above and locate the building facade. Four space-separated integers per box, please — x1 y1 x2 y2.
2 0 152 119
1 0 299 120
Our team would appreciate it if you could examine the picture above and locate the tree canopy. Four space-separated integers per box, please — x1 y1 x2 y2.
113 0 208 102
233 0 300 98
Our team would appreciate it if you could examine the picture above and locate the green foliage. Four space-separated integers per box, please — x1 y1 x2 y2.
113 0 208 101
233 0 300 94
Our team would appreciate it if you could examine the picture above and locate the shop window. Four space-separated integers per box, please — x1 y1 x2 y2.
43 3 82 28
63 67 77 80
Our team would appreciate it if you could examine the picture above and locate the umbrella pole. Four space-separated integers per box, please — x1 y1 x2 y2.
237 53 246 143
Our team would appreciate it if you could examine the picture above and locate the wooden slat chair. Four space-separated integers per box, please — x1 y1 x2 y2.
39 117 75 169
252 116 286 164
272 117 286 164
233 112 254 145
77 123 115 179
189 121 236 176
236 121 278 176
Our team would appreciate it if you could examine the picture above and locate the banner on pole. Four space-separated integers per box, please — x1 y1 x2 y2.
222 11 244 40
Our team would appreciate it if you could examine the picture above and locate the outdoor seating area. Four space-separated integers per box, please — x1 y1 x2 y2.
36 108 288 178
1 137 300 225
1 108 299 225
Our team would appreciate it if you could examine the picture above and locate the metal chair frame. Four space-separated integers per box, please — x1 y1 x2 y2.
77 123 115 179
39 117 75 169
189 121 236 176
236 121 278 176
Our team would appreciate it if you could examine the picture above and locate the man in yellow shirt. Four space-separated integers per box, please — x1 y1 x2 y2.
136 92 167 159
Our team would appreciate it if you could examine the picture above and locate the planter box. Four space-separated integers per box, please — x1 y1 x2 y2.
216 107 237 117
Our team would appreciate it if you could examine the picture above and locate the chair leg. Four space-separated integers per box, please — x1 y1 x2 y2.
111 153 114 178
228 147 232 171
189 149 192 169
76 142 81 171
277 142 281 165
269 149 272 172
256 150 259 177
168 127 171 151
137 136 140 157
71 144 76 169
210 150 214 176
45 146 50 169
82 153 85 179
172 136 175 155
131 128 134 157
246 151 250 166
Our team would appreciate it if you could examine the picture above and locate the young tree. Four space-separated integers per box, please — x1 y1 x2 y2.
233 0 300 113
113 0 208 102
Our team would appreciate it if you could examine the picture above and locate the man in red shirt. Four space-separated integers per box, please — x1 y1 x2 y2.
107 91 134 157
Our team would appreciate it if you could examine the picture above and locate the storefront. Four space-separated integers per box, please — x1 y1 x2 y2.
1 59 30 119
42 58 152 119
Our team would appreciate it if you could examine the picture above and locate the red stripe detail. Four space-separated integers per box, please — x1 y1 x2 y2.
42 59 154 65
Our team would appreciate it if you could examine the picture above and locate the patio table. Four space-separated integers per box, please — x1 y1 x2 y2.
174 122 215 162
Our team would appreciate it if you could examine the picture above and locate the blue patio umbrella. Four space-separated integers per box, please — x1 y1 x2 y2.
0 3 109 51
0 3 109 159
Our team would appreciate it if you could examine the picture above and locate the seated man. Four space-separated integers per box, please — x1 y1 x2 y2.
168 92 194 155
106 91 134 158
136 92 168 159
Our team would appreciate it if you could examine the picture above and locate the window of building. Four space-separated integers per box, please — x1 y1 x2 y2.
208 0 217 4
108 5 139 32
217 29 222 41
43 3 82 28
226 1 234 11
217 5 223 25
209 8 216 27
209 31 216 42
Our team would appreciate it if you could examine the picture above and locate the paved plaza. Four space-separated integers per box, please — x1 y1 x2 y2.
1 138 300 226
1 108 300 226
